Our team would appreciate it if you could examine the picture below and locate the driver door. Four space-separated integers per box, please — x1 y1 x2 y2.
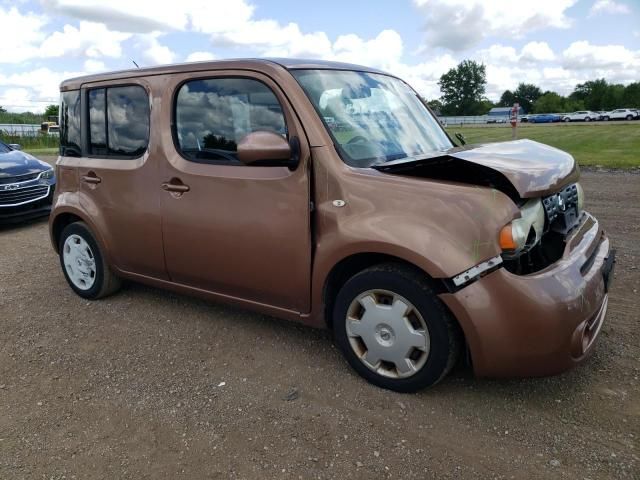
158 71 312 313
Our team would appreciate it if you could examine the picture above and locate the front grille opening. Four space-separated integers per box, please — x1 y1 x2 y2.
503 231 565 275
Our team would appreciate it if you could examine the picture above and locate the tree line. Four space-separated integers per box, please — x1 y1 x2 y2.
428 60 640 116
0 104 59 124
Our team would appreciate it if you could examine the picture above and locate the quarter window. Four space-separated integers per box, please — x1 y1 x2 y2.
174 78 287 164
60 90 81 156
88 85 150 157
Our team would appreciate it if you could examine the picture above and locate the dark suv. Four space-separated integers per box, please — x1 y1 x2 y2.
0 141 56 222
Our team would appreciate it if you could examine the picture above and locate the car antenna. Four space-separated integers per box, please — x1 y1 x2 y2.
132 60 140 69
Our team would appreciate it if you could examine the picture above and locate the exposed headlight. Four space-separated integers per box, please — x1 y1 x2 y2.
39 168 54 180
499 199 545 254
576 182 585 211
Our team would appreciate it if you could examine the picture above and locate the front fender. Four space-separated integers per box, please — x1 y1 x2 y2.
309 146 520 325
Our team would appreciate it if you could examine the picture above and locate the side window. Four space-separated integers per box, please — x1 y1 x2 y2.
60 90 81 156
89 88 107 155
88 85 150 158
174 78 287 164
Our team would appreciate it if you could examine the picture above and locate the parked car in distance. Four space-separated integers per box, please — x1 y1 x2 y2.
562 111 598 122
601 108 639 121
520 114 529 123
0 141 56 223
529 113 561 123
49 59 615 392
486 117 507 124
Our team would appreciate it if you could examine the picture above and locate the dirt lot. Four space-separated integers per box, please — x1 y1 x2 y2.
1 160 638 479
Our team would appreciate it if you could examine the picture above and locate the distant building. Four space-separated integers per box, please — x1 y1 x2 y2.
488 106 525 116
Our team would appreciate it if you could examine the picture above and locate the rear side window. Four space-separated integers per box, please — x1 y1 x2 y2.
60 90 81 156
88 85 150 157
174 78 287 164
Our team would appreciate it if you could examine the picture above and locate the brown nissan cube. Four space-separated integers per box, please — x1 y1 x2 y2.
50 59 615 392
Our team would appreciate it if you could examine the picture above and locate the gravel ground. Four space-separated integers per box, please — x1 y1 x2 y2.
1 162 638 479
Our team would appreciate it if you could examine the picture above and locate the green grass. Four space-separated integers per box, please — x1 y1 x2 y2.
1 133 59 152
23 147 58 156
445 124 640 168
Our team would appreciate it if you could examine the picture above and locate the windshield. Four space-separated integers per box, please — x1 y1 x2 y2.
0 142 11 154
292 69 453 167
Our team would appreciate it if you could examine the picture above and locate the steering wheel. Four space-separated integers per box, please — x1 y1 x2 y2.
347 135 369 144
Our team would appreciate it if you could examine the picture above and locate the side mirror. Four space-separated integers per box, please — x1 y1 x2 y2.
237 131 296 168
8 144 22 151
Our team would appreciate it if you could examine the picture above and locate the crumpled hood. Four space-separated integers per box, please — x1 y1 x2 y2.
0 150 52 178
375 139 579 198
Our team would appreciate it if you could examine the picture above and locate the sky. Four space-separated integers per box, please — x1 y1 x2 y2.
1 0 639 112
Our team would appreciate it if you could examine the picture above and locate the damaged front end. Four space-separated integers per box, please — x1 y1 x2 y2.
499 183 585 275
373 139 586 276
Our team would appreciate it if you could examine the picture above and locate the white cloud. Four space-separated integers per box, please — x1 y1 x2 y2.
562 41 639 70
185 51 217 62
0 68 79 101
589 0 631 17
0 6 48 63
477 45 519 64
137 34 176 65
331 30 403 66
520 42 556 62
0 88 34 113
477 42 556 65
39 21 131 59
0 67 90 111
84 59 106 72
413 0 577 51
42 0 255 34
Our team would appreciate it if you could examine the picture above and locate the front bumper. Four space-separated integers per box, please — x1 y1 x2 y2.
440 212 614 377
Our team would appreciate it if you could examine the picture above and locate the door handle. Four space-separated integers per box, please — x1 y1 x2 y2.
161 180 190 193
81 173 101 184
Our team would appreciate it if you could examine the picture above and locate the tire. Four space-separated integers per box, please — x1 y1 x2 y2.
59 221 121 299
584 117 590 122
332 263 461 392
626 115 633 120
603 116 609 121
564 117 570 122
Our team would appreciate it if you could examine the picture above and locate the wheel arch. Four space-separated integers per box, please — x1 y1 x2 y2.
321 252 450 330
49 208 109 265
50 211 83 253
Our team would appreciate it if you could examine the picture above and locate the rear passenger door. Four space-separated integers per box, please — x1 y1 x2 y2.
75 81 166 279
158 72 312 313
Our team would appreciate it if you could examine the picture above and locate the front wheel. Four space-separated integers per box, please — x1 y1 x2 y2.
59 222 121 299
564 117 570 122
584 117 591 122
603 116 609 121
332 264 461 392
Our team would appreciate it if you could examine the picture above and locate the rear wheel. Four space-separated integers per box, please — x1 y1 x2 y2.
564 117 570 122
584 117 591 122
626 115 633 120
333 264 461 392
603 116 610 121
59 222 121 299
